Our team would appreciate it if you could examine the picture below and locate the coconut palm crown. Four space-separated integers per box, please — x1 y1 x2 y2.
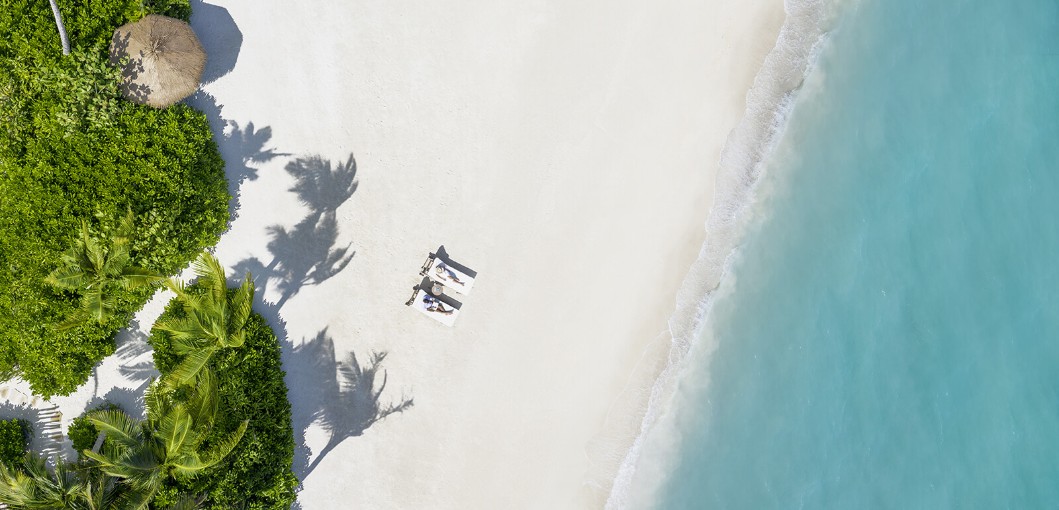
152 252 255 388
0 454 87 508
82 373 246 509
45 211 162 330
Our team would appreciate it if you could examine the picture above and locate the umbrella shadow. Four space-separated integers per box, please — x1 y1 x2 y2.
189 0 242 84
232 154 357 309
283 329 413 482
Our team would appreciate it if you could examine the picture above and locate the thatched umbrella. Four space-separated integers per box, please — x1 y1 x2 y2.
109 14 206 108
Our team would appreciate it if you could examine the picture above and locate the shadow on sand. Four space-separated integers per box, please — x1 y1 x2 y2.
284 329 414 481
233 154 357 308
185 91 287 227
183 19 413 496
189 0 242 85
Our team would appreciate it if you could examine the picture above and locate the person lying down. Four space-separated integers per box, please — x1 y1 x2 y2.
436 263 465 285
422 295 454 315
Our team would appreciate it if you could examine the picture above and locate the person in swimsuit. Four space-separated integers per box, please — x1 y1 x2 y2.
436 263 465 285
422 294 454 315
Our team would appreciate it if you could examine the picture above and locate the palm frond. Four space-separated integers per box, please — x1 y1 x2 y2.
178 369 219 431
81 222 106 273
80 449 123 476
156 404 194 456
142 381 169 426
191 253 227 306
116 485 157 510
102 245 131 278
120 266 163 289
114 208 137 244
166 494 203 510
196 419 248 469
163 348 216 389
87 410 143 450
0 455 37 507
167 452 211 479
45 264 88 291
226 330 246 350
162 277 188 299
78 468 124 510
99 448 160 483
81 287 117 324
226 274 255 341
153 316 210 345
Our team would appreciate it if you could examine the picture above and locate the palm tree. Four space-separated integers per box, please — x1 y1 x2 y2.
0 452 202 508
46 211 162 330
153 252 254 388
0 453 87 508
303 350 413 477
48 0 71 55
83 373 247 509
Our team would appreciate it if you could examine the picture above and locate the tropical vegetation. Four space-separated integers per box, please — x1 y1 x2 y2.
84 372 247 508
0 453 202 509
0 0 299 507
46 211 164 330
153 253 255 388
150 276 298 509
0 0 229 396
0 419 30 466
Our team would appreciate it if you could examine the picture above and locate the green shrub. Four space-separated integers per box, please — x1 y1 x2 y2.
68 402 123 455
67 415 98 454
0 418 31 465
151 301 298 509
141 0 192 20
0 0 229 396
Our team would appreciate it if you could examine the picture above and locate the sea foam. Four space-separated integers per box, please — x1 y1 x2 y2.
604 1 837 507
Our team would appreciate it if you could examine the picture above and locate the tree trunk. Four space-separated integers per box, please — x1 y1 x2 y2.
47 0 71 55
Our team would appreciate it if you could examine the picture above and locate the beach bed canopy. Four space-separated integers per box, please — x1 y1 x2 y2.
109 14 206 108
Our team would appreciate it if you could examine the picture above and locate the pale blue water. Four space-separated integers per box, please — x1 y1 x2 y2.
651 0 1059 508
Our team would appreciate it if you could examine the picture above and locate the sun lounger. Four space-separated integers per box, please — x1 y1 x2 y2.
406 288 459 327
421 256 475 295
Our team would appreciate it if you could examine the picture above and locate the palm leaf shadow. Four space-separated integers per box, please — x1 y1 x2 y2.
299 340 413 479
238 154 358 308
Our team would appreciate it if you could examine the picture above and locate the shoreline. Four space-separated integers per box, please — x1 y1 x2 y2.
0 1 796 508
199 0 792 507
608 1 839 506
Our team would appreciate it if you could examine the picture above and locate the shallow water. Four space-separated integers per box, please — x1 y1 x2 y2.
646 0 1059 507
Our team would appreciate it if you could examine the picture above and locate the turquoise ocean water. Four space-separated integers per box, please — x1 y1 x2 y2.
644 0 1059 507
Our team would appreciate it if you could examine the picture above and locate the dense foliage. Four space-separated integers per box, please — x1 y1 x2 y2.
66 415 99 455
151 295 298 509
68 402 123 455
0 0 229 396
0 419 30 466
85 373 249 508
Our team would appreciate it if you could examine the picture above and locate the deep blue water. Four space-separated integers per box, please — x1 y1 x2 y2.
651 0 1059 507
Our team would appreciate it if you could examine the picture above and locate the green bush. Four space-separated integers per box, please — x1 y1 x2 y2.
0 0 228 396
67 415 98 454
151 303 298 509
0 418 31 465
68 402 123 455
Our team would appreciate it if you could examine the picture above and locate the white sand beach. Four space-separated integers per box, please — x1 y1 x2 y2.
2 0 787 508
